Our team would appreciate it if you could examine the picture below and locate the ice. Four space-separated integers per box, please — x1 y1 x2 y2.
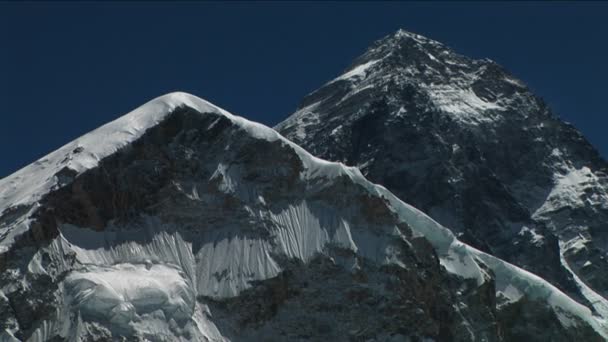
195 232 281 298
65 263 194 325
3 91 607 339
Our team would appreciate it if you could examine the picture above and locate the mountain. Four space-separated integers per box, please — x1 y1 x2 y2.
277 29 608 315
0 92 606 341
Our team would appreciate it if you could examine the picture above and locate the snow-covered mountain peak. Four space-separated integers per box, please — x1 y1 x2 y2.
277 29 536 143
2 88 608 340
0 91 283 254
0 92 227 207
393 28 426 39
342 29 525 94
324 30 449 81
361 29 469 68
278 30 608 341
388 29 445 48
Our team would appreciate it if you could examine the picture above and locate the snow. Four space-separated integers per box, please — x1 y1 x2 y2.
330 125 343 136
0 330 19 342
332 59 380 83
0 92 288 253
195 231 281 298
444 59 469 67
503 75 526 88
534 165 608 217
562 235 590 254
62 262 224 341
3 91 607 339
356 180 607 335
551 148 563 158
274 101 321 141
394 29 441 47
518 226 545 246
41 224 224 340
0 93 218 212
426 52 439 62
558 241 608 328
423 84 505 124
497 284 524 305
50 201 394 300
480 250 604 331
394 107 407 118
550 166 594 208
65 263 194 325
369 182 608 338
0 93 231 253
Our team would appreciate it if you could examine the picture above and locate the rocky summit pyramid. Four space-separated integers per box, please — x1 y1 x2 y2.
277 29 608 318
0 32 607 341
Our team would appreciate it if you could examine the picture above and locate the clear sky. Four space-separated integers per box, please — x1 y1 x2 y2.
1 2 607 178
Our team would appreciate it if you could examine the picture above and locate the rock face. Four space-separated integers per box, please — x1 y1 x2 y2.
0 92 606 341
277 30 608 313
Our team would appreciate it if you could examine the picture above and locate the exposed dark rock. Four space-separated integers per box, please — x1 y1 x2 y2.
277 29 608 306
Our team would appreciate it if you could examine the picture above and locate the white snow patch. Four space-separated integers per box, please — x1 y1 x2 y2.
562 235 590 254
330 125 343 136
331 59 381 83
395 107 407 118
551 148 563 158
497 284 524 306
503 76 526 88
444 59 469 67
65 263 194 325
275 101 321 141
518 226 545 245
426 52 439 62
534 166 608 217
423 85 504 124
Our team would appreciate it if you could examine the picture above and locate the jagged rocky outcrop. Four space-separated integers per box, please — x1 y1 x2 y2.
1 93 606 341
277 30 608 315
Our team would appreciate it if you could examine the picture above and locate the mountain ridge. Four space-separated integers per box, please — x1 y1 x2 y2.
277 28 608 321
1 28 608 341
1 91 606 340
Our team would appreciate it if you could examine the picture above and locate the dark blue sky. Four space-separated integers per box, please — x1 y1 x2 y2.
1 2 607 178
